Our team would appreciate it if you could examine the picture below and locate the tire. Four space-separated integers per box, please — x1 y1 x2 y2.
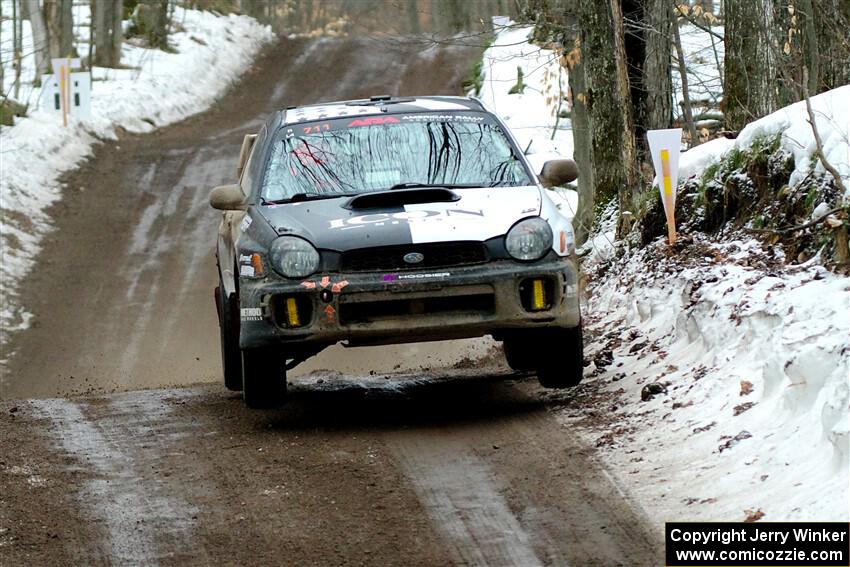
241 347 286 409
535 325 584 389
216 284 243 391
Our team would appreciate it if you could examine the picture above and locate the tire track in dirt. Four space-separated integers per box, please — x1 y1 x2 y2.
31 394 205 566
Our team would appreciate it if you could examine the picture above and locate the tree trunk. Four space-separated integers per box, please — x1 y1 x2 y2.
641 0 672 133
723 0 779 130
672 14 698 145
577 0 640 235
43 0 74 58
14 0 23 98
134 0 168 50
22 0 50 80
94 0 123 66
812 0 850 91
567 38 594 244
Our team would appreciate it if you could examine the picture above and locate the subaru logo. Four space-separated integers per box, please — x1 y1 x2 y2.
403 252 425 264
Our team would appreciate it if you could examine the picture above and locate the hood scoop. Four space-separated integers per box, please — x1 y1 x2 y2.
344 188 460 210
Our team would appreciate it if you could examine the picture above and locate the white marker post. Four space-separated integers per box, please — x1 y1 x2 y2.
51 57 82 127
647 128 682 245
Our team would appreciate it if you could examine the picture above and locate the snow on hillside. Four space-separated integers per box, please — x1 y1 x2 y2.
679 85 850 193
479 22 849 524
0 8 275 352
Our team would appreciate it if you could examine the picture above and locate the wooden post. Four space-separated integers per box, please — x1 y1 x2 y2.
661 149 676 244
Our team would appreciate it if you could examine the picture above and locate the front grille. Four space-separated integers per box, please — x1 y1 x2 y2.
339 293 495 325
340 242 488 272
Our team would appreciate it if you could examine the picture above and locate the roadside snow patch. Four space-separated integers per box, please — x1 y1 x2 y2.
572 237 849 525
0 8 275 352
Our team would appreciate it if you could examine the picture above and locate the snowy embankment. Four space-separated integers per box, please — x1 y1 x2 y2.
678 84 850 191
0 8 275 348
479 23 849 523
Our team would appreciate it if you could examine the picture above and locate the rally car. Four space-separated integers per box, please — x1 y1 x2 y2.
211 95 583 408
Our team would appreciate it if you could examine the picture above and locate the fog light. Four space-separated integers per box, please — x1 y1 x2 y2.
532 279 546 310
285 297 300 327
520 277 553 312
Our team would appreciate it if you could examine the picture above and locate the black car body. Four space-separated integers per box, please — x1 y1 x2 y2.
211 96 583 408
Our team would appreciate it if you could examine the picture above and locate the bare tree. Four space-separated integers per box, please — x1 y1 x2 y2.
566 38 595 242
576 0 640 235
93 0 123 67
22 0 50 80
642 0 673 133
723 0 779 130
44 0 75 59
672 6 698 144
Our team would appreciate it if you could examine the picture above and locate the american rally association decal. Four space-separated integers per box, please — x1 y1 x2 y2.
400 114 485 123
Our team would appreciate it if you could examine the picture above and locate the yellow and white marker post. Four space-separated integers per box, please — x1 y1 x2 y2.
51 57 82 127
647 128 683 245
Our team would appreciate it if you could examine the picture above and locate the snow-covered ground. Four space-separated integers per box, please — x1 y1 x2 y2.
0 7 275 351
479 22 849 524
578 237 849 525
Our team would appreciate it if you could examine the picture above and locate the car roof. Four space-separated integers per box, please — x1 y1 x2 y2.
281 96 487 126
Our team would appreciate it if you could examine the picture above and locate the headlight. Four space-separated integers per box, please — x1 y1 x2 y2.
505 217 552 261
269 236 320 278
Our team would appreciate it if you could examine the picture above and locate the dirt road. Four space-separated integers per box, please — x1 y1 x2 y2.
1 36 661 565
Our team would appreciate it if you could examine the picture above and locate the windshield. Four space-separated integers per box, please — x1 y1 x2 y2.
261 112 533 202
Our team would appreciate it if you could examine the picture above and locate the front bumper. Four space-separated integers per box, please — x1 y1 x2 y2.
238 255 581 349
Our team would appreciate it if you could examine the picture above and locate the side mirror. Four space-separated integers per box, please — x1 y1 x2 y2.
209 184 246 211
539 159 578 188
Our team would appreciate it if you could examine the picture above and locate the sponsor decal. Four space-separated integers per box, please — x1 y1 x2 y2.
240 307 262 321
239 215 253 232
347 116 400 128
383 272 451 282
329 209 484 230
400 114 485 123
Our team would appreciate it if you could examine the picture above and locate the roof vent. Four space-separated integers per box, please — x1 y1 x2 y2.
370 95 392 102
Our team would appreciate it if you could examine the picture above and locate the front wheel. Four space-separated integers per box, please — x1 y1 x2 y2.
536 325 584 389
241 347 286 409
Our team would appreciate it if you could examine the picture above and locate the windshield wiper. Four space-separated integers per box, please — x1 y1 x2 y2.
262 193 354 205
388 182 514 190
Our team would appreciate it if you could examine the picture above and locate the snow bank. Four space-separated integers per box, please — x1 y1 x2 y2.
0 8 275 348
575 239 849 523
737 85 850 192
676 85 850 190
